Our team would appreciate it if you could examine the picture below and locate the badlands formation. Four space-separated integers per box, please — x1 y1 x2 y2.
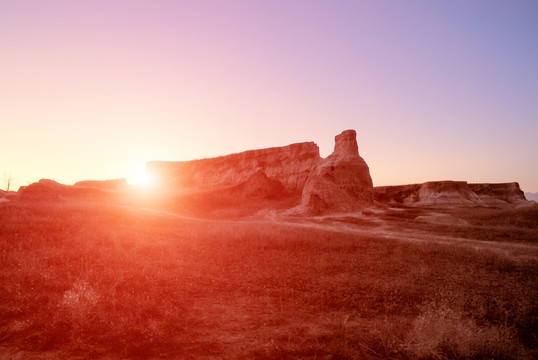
9 129 530 214
374 181 527 207
147 130 529 214
148 130 374 214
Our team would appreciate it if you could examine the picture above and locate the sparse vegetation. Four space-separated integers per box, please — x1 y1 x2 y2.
383 205 538 243
0 200 536 359
2 172 14 192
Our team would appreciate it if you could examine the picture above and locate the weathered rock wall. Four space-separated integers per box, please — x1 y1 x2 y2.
147 130 374 214
147 141 320 195
468 182 526 203
374 181 527 207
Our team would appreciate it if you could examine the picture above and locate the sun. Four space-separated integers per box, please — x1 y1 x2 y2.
126 166 152 187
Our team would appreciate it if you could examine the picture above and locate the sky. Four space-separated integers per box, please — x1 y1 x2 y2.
1 0 537 192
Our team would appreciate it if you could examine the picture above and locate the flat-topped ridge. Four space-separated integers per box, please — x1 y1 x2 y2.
147 130 374 214
148 141 319 168
374 181 527 206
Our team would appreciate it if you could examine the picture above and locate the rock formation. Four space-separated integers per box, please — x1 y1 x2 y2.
468 183 526 204
10 130 531 214
301 130 373 214
374 181 527 207
18 179 69 200
74 178 128 191
147 130 374 214
147 142 320 194
18 179 113 202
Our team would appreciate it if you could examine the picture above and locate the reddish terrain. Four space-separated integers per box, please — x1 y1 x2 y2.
1 130 537 359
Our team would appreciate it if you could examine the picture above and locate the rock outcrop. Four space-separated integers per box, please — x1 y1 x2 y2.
18 179 70 200
147 131 529 213
74 178 128 191
468 183 526 204
18 179 113 202
301 130 373 214
147 142 320 194
10 131 531 215
147 130 374 214
374 181 527 207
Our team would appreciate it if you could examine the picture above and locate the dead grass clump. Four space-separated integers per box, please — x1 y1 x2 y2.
405 303 526 359
60 280 101 327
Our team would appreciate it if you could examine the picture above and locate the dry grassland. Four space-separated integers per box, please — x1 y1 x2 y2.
0 200 536 359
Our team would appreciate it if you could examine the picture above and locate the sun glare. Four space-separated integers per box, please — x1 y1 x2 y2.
127 167 152 187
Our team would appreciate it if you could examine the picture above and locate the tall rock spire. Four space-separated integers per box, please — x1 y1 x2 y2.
333 129 359 156
301 130 373 214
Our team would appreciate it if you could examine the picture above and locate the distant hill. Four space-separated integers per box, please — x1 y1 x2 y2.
525 192 538 202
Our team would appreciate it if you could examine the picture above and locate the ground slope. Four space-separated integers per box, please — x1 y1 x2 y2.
0 198 536 359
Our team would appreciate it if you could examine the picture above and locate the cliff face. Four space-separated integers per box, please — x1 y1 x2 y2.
374 181 527 207
468 183 526 203
147 141 320 195
11 130 529 214
147 132 528 213
147 130 374 214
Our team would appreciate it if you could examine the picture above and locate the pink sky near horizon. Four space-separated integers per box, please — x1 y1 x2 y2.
1 1 537 192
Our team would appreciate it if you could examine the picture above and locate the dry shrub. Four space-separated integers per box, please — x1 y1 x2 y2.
369 316 408 358
61 280 101 319
405 303 527 359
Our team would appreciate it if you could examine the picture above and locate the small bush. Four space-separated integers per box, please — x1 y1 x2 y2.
405 303 526 359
